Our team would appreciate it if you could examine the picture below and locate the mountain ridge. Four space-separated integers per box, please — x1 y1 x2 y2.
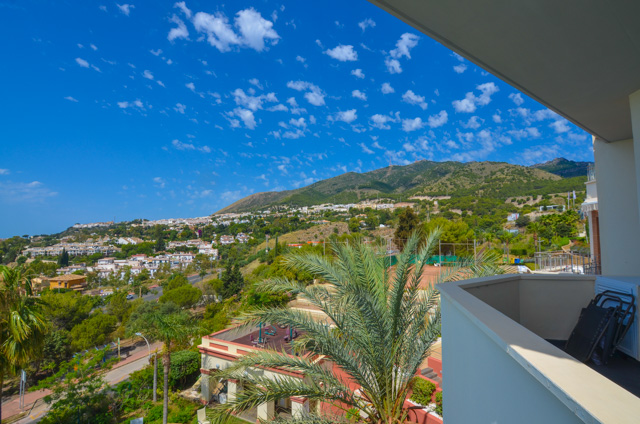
217 158 591 214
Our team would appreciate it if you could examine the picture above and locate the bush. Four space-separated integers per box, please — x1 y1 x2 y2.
169 350 200 388
435 391 443 416
146 404 163 422
410 378 436 406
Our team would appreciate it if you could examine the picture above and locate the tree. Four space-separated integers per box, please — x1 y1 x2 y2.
70 312 118 351
37 349 113 424
159 285 202 309
210 233 502 423
57 248 69 267
126 303 200 424
0 266 49 419
348 217 361 233
515 215 530 228
220 263 244 299
394 207 419 250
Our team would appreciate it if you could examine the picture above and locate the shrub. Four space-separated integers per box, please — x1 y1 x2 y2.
146 404 163 422
410 378 436 406
169 350 200 388
435 391 443 416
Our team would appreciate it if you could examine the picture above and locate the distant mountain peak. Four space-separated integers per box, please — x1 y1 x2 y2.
531 157 592 178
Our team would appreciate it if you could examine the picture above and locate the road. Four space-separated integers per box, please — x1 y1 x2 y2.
2 343 162 424
140 272 209 302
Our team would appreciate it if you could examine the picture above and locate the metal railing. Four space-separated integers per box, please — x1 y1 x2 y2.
534 251 598 274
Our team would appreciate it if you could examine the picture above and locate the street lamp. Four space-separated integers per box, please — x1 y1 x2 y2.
135 332 158 402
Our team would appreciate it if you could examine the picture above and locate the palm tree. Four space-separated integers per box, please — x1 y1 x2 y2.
0 266 48 419
127 303 200 424
210 232 502 423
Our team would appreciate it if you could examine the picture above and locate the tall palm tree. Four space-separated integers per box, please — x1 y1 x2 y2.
127 303 200 424
211 231 502 423
0 265 48 419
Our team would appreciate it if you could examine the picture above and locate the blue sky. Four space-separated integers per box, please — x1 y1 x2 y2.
0 0 593 237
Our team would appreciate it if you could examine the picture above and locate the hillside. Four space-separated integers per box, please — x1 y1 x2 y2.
217 159 588 214
531 157 591 178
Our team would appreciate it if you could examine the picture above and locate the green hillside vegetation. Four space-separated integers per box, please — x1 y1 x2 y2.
531 157 591 177
218 159 589 213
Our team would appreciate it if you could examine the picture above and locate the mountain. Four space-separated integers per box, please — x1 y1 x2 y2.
217 159 588 214
531 157 592 178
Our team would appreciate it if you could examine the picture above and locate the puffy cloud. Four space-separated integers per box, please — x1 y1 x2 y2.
452 82 499 113
286 80 325 106
385 58 402 74
232 88 277 111
381 82 394 94
428 110 448 128
168 15 189 41
352 90 367 101
171 139 195 150
509 92 524 106
402 117 425 132
75 58 89 68
463 116 483 129
324 45 358 61
117 4 134 16
296 56 306 63
358 18 376 32
334 109 357 124
550 119 570 133
174 1 192 18
351 68 365 79
390 33 419 59
402 90 428 110
453 63 467 74
174 103 186 114
185 82 196 92
233 107 257 129
370 114 393 129
142 70 154 80
117 99 144 109
192 8 278 52
492 113 502 123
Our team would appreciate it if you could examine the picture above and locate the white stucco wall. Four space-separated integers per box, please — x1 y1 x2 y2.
441 295 584 424
594 138 640 275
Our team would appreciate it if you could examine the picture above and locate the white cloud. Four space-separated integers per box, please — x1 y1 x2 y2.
289 117 307 129
351 68 365 79
90 44 98 51
452 82 499 113
359 142 374 154
192 8 278 53
324 45 358 61
153 177 166 188
234 107 257 129
168 15 189 41
116 4 134 16
232 88 277 111
174 103 186 114
185 82 196 92
352 90 367 101
453 63 467 74
150 49 162 56
402 90 428 110
117 99 144 109
334 109 358 124
550 119 570 133
509 92 524 106
286 80 325 106
381 82 394 94
235 8 280 51
171 139 196 151
492 113 502 123
75 58 89 68
370 114 393 129
174 1 192 18
0 181 57 203
0 169 9 175
402 117 425 132
248 78 262 89
358 18 376 32
142 70 154 80
385 58 402 74
64 96 79 102
390 33 419 59
463 116 483 129
428 110 448 128
296 56 306 63
268 104 287 112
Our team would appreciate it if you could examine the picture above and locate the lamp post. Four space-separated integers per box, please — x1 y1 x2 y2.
135 332 157 402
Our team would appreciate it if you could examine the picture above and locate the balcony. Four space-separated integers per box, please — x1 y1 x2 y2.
439 274 640 424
